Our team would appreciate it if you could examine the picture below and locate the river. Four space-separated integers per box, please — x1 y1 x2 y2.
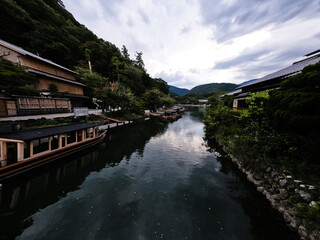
0 108 297 240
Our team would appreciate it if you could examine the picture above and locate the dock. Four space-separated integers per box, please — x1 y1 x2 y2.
98 118 150 131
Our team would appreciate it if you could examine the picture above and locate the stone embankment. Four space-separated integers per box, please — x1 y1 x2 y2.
228 155 319 240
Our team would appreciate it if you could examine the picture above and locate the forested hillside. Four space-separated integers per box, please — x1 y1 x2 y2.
0 0 172 112
169 86 189 96
187 83 238 96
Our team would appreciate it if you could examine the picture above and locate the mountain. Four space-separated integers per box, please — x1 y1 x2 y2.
239 79 257 86
169 86 189 96
187 83 238 96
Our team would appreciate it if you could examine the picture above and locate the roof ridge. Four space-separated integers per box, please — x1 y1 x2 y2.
0 39 76 74
293 53 320 65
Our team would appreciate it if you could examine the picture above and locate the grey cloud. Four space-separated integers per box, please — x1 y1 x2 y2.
127 17 134 27
213 50 270 70
99 0 125 18
155 71 196 89
181 26 191 34
199 0 316 42
189 68 199 74
156 71 185 83
314 31 320 39
138 9 150 24
214 44 318 80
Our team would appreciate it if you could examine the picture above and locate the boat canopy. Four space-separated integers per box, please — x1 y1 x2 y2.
0 123 96 142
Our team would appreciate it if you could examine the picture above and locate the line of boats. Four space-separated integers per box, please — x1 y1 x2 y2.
149 106 185 121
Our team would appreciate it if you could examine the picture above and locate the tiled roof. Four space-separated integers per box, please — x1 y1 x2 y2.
0 123 96 141
238 54 320 89
0 39 76 74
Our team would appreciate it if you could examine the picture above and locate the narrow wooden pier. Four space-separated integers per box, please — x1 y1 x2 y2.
98 118 150 131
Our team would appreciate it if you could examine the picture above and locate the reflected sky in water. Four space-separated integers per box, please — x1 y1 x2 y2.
1 109 297 240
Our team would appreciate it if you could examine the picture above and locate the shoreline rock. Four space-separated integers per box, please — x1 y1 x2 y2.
226 153 320 240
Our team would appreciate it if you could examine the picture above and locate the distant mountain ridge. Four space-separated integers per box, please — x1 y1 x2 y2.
169 85 189 96
187 83 238 96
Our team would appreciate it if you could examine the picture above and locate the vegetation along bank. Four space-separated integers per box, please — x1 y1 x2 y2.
204 63 320 240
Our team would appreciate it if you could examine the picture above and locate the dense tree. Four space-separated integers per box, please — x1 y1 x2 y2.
266 62 320 134
0 59 38 95
154 78 169 95
204 62 320 180
121 45 130 60
142 88 175 111
134 51 145 69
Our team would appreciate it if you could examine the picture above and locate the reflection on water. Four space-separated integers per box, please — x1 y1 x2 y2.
0 108 297 240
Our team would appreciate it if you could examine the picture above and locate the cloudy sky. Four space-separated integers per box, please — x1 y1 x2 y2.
64 0 320 89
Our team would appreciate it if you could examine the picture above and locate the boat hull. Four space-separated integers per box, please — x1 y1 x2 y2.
0 131 107 182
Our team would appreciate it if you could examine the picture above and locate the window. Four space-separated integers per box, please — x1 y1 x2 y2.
24 142 30 159
51 135 59 150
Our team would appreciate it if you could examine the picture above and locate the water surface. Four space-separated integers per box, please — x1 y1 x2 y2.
0 108 297 240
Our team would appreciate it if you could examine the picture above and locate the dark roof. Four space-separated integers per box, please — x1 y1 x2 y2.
28 68 85 87
238 54 320 89
62 93 90 99
0 39 76 74
0 123 96 141
225 89 242 96
305 49 320 57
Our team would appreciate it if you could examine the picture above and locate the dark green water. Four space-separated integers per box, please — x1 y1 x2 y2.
0 108 297 240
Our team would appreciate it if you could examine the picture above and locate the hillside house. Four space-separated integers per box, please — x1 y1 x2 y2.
0 39 87 116
231 50 320 111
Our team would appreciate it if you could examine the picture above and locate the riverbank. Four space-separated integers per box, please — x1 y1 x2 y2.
208 136 320 240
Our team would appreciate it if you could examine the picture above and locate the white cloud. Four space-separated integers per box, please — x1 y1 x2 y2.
64 0 320 89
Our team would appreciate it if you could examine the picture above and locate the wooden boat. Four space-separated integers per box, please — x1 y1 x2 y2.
150 109 182 122
172 106 185 113
0 123 107 182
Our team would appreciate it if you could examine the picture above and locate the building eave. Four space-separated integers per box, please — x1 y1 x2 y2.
0 39 76 75
28 68 85 87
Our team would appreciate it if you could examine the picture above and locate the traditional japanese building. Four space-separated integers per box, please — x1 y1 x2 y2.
0 39 87 116
231 50 320 111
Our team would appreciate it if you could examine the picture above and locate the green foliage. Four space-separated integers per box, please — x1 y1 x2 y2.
134 51 144 69
221 95 234 108
296 202 320 230
204 103 238 137
266 62 320 134
203 63 320 179
207 93 223 108
120 63 145 96
266 62 320 164
142 89 174 111
75 67 107 98
0 59 38 95
121 45 130 60
15 85 40 96
240 90 269 124
154 78 169 95
178 95 203 104
48 83 58 95
85 48 91 61
187 83 238 96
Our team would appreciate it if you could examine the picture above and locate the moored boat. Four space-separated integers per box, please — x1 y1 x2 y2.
172 106 185 113
0 123 107 182
150 109 182 122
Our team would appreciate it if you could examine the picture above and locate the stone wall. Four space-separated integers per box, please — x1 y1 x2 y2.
226 152 320 240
